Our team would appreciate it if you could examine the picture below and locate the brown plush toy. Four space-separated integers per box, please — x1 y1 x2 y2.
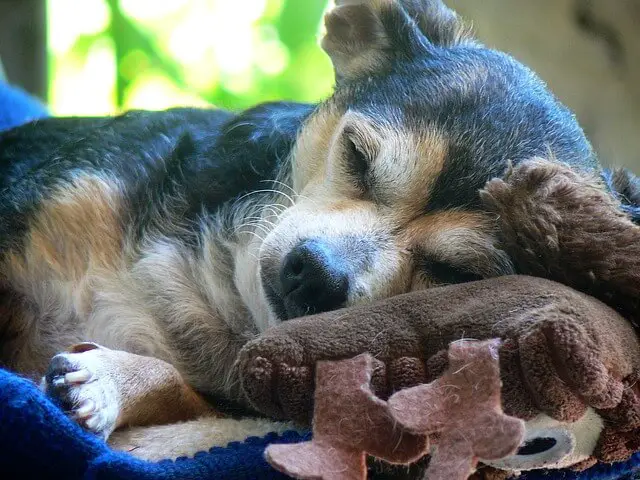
237 159 640 477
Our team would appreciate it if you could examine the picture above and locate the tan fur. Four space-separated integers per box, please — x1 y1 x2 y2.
292 109 449 209
5 174 124 283
109 417 297 461
403 210 511 278
290 102 344 191
369 125 450 217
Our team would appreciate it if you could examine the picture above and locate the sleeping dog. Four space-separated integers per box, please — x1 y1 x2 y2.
0 0 619 440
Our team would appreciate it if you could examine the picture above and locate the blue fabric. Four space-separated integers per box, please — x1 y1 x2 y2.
0 368 311 479
0 81 49 131
520 454 640 480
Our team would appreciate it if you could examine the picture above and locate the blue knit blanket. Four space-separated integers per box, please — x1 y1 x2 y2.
0 368 311 479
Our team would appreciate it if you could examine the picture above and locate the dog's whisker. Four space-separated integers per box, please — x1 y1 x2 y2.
236 189 295 207
260 179 319 206
235 217 271 229
262 200 289 210
237 230 266 244
259 206 287 224
242 216 277 228
249 223 271 235
233 222 270 236
262 204 288 216
261 179 299 197
232 220 263 234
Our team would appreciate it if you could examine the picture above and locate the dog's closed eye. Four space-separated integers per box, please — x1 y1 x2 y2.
344 129 374 196
345 135 369 179
421 258 484 285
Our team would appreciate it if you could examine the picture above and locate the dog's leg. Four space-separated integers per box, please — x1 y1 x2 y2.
41 343 215 439
109 416 297 461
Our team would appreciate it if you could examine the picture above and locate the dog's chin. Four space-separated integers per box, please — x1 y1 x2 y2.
262 282 312 322
262 274 340 322
261 276 290 322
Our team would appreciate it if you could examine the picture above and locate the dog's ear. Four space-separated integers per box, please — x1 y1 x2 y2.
609 168 640 206
607 168 640 224
321 1 392 83
321 0 472 83
400 0 471 47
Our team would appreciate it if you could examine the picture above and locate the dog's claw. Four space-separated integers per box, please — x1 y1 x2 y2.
65 369 92 384
84 415 101 432
75 399 96 419
43 348 120 439
51 376 66 387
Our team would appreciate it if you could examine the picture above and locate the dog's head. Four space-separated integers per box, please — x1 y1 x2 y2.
257 0 598 322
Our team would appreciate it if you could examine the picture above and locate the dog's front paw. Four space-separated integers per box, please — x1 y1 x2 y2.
41 343 121 439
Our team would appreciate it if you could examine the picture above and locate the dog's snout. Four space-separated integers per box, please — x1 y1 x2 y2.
280 239 349 318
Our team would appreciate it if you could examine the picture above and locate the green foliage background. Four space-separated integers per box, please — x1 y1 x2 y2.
47 0 334 115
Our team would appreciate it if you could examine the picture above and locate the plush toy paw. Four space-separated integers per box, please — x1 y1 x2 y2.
497 303 639 427
512 318 620 421
480 157 640 321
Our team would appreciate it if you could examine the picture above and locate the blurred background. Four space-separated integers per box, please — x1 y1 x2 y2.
0 0 638 169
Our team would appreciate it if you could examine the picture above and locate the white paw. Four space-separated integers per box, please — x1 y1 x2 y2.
42 343 121 439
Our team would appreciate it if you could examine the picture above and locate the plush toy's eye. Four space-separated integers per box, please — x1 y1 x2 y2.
344 135 371 193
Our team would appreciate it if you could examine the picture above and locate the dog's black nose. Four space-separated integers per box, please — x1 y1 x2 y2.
280 239 349 318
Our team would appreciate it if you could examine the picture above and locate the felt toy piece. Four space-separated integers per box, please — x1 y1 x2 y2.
387 339 525 480
265 340 524 480
265 354 429 480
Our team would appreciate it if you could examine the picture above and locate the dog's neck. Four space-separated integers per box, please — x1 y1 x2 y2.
204 187 291 336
